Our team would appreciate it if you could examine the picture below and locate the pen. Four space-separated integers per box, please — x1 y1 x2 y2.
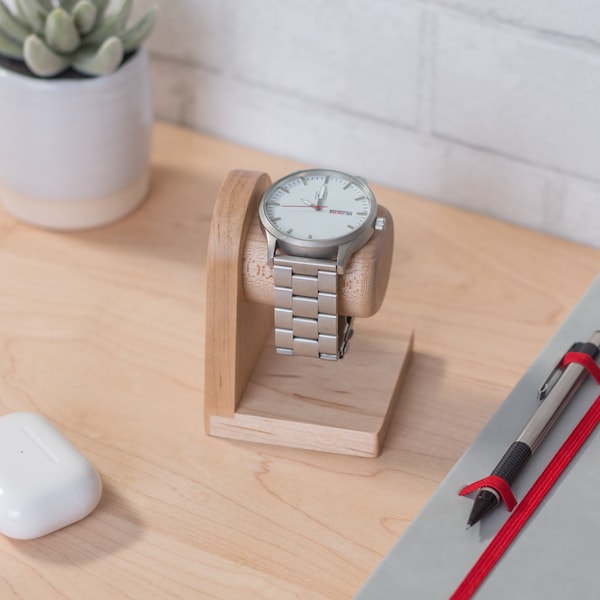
466 330 600 527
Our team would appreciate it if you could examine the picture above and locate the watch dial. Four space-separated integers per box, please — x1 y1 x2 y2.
262 170 374 242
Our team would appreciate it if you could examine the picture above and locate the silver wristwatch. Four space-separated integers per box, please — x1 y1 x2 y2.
258 168 385 360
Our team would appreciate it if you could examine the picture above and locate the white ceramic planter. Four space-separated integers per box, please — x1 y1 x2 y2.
0 48 153 230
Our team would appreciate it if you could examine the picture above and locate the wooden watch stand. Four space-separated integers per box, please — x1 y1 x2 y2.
204 170 413 457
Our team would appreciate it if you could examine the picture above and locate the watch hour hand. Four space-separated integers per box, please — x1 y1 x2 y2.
316 184 328 211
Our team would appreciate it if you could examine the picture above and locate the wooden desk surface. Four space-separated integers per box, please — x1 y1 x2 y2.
0 121 599 599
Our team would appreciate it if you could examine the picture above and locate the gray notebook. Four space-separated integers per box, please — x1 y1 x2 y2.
356 275 600 599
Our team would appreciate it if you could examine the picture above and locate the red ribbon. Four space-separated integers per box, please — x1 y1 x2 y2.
458 475 517 511
452 350 600 599
560 351 600 380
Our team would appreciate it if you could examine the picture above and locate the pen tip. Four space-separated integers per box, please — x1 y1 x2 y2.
467 489 499 527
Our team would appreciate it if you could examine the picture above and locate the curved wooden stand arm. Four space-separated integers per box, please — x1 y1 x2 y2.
204 170 413 457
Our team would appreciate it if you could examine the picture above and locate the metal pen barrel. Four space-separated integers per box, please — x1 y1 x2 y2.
516 330 600 452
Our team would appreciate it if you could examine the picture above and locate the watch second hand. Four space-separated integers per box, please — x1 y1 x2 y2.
282 203 325 209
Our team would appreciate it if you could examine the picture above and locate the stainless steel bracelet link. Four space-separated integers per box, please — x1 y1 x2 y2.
273 255 353 360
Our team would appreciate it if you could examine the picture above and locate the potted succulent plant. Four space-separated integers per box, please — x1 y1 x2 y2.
0 0 157 230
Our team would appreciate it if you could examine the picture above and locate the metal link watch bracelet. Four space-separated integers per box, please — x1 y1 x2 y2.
273 255 354 360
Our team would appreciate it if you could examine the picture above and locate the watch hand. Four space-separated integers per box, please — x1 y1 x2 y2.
281 204 326 209
316 184 328 211
283 199 325 209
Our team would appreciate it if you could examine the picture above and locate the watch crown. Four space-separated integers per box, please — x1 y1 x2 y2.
374 217 386 231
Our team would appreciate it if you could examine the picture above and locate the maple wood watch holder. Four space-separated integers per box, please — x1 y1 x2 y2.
204 170 413 457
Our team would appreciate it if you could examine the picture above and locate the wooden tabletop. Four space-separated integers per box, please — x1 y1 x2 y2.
0 121 599 599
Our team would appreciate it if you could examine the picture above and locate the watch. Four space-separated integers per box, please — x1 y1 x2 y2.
258 168 385 360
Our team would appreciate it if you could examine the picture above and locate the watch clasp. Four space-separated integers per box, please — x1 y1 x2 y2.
339 316 355 358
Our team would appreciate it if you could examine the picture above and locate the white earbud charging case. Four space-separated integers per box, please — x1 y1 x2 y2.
0 412 102 539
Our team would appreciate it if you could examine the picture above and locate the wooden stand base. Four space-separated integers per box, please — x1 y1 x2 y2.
210 328 412 457
204 170 413 457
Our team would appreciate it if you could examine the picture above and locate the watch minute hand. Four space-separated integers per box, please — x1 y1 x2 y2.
316 184 328 211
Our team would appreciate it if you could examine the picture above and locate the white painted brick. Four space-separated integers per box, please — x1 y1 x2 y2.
432 1 600 45
555 179 600 247
148 59 192 125
226 0 422 127
434 14 600 182
431 145 549 231
131 0 227 68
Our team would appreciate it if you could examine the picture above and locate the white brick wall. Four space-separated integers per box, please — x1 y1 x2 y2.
133 0 600 248
435 14 600 181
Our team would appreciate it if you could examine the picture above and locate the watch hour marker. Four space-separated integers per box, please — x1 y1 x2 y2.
343 181 352 190
355 196 366 201
356 211 367 216
347 225 355 230
286 228 293 234
300 176 307 185
278 187 290 194
272 217 281 222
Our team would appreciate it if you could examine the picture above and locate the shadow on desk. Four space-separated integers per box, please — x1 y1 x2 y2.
7 482 143 565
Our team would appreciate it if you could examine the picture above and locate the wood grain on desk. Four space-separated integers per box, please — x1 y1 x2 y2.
0 121 598 599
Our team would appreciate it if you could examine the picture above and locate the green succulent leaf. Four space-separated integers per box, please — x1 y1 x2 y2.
120 6 156 53
1 0 156 77
72 35 123 75
0 2 31 43
23 33 70 76
84 0 131 45
44 7 80 54
0 27 24 59
72 0 97 35
14 0 49 34
89 0 109 18
58 0 79 11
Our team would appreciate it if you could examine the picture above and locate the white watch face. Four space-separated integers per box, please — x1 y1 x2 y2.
260 169 375 243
